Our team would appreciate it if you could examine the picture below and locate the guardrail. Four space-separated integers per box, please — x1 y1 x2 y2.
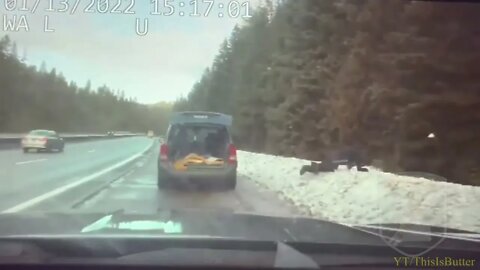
0 133 145 150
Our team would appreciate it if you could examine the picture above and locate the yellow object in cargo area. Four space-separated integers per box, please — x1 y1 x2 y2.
173 153 224 171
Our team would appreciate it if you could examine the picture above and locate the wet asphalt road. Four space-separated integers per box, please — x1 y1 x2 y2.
0 137 300 217
0 137 153 212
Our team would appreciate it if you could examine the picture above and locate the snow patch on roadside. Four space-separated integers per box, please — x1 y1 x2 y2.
238 151 480 233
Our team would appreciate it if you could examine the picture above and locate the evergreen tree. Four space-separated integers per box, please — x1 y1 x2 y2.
173 0 480 185
39 61 47 73
0 35 172 134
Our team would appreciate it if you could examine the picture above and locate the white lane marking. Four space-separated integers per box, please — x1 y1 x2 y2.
88 149 96 153
15 159 47 165
2 143 153 213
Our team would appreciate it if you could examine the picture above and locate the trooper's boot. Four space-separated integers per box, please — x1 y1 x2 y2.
300 165 311 175
300 162 321 175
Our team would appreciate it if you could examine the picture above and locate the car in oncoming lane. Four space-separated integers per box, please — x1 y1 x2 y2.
22 130 64 153
157 112 237 190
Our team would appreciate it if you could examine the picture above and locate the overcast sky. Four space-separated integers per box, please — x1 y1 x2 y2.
2 0 262 104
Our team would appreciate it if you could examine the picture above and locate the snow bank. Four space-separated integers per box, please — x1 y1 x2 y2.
238 151 480 233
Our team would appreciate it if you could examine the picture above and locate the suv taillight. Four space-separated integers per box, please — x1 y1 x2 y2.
39 137 48 144
160 144 169 161
228 144 237 165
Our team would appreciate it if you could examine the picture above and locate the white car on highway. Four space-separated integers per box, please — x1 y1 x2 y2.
22 130 65 153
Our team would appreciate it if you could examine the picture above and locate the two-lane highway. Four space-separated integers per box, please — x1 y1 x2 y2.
0 137 153 212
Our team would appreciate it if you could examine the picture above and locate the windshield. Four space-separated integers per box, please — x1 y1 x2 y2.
1 0 480 248
28 130 54 136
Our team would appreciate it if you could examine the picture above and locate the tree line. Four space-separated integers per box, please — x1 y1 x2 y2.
173 0 480 186
0 35 171 135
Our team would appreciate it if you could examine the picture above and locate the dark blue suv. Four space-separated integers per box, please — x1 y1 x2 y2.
157 112 237 190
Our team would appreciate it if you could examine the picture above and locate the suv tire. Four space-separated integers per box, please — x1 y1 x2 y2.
225 171 237 190
157 167 170 190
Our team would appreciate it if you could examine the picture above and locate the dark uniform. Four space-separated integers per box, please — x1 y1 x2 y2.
299 144 368 175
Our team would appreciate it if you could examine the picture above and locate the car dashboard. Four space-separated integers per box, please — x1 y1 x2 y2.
0 236 478 270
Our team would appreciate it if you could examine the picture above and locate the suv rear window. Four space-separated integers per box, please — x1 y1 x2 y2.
169 125 224 141
167 124 230 160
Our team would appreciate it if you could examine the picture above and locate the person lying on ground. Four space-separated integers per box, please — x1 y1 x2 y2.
300 160 369 175
299 145 369 175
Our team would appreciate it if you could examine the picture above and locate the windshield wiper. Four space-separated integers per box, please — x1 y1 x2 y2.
438 232 480 241
351 223 480 243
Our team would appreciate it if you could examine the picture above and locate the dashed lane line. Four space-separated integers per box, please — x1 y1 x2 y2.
15 159 47 165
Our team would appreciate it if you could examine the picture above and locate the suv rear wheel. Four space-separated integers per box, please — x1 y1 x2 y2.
225 171 237 190
157 167 170 189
